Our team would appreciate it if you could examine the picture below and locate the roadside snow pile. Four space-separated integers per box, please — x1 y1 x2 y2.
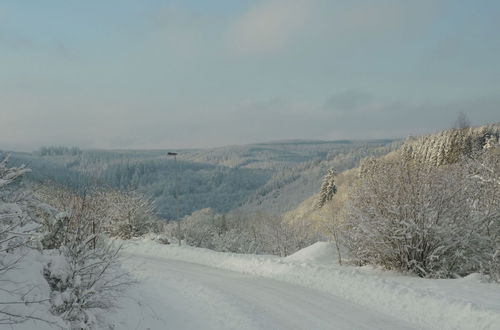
285 241 338 264
124 239 500 330
0 249 65 330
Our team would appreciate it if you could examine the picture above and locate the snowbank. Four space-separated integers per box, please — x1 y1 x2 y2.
0 249 65 330
123 239 500 330
285 241 338 264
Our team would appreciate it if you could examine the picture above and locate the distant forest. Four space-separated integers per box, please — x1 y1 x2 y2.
3 140 398 219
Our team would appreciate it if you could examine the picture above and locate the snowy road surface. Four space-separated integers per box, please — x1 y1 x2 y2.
113 253 416 330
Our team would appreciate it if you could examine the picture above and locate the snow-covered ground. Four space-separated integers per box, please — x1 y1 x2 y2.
4 240 499 329
112 239 500 330
112 255 415 330
0 249 65 330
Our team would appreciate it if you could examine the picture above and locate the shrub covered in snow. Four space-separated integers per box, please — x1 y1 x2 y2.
177 208 319 256
98 190 161 239
465 146 500 281
35 185 162 245
0 156 47 325
34 185 133 328
0 157 29 280
344 146 500 279
43 240 127 329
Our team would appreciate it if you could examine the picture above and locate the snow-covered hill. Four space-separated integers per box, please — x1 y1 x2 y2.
284 122 500 229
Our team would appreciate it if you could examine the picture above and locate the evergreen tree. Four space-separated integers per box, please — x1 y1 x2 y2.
317 168 337 208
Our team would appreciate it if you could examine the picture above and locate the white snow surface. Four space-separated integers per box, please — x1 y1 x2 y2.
285 241 339 263
113 239 500 330
0 249 65 330
6 240 498 329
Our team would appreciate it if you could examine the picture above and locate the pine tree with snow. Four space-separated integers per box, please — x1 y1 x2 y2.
317 168 337 208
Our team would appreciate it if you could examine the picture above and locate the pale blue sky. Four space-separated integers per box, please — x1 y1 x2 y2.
1 0 499 150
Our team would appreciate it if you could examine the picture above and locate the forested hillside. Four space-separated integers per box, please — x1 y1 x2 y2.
3 140 396 219
285 123 500 279
238 140 401 214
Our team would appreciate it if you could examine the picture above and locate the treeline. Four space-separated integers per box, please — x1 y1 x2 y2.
3 151 92 190
401 124 500 166
180 140 394 169
39 146 82 156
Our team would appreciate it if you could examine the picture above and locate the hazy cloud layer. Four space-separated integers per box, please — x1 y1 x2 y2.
230 0 313 55
0 0 499 151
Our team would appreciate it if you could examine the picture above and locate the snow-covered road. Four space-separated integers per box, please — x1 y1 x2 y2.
113 253 415 330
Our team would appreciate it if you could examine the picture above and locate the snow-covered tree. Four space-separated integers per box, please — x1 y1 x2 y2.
316 167 346 263
317 168 337 208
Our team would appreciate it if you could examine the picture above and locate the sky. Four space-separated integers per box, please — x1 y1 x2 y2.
1 0 499 151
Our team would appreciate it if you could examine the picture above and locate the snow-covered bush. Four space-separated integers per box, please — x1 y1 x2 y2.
485 250 500 282
35 186 161 244
178 209 318 256
34 185 106 250
258 216 314 257
345 146 500 279
0 156 44 325
34 185 131 328
181 208 218 248
43 239 127 329
40 210 71 250
464 146 500 281
212 227 258 253
0 155 31 190
98 190 160 239
346 158 474 277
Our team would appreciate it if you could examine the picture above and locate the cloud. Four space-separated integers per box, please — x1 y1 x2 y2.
0 30 34 51
1 1 498 152
229 0 438 56
230 0 314 55
321 92 500 140
2 90 499 152
0 25 71 58
333 2 406 36
0 7 35 51
324 90 374 113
